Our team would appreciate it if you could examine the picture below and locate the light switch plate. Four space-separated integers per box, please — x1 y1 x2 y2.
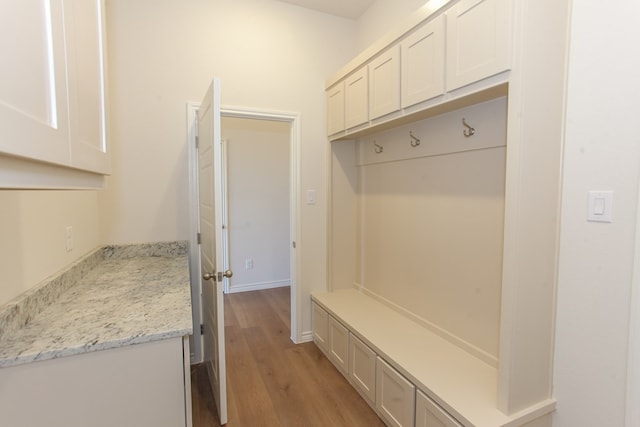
587 191 613 223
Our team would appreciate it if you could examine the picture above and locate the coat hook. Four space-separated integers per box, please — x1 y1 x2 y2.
462 118 475 137
373 142 383 154
409 131 421 147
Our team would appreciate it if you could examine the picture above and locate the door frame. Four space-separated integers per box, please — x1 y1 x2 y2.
187 102 302 363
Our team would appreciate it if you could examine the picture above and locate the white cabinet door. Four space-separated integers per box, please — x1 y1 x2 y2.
312 302 330 354
415 390 462 427
327 82 345 136
0 0 71 166
369 45 400 120
445 0 511 91
349 333 377 404
0 0 109 184
65 0 110 174
376 357 416 427
402 15 445 108
345 67 368 129
329 316 349 375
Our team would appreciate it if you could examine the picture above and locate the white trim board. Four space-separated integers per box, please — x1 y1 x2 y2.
227 280 291 294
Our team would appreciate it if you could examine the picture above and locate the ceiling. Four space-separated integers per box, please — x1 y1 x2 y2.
275 0 377 19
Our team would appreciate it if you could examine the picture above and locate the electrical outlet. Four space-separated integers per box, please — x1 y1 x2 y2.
245 259 253 269
65 226 73 252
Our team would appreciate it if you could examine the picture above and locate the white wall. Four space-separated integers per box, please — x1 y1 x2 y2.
102 0 358 335
553 1 640 426
222 117 290 293
356 0 428 49
0 191 101 305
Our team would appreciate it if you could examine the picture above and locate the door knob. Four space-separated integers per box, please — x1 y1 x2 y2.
202 272 216 281
223 269 233 278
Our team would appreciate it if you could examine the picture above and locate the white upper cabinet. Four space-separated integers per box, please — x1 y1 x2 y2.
401 15 445 108
445 0 511 91
369 45 401 120
0 1 71 166
0 0 110 187
345 67 369 130
65 0 110 174
327 82 345 136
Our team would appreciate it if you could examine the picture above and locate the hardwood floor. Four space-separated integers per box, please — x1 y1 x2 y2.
191 287 385 427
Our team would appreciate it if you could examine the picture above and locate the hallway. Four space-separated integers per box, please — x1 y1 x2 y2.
191 287 385 426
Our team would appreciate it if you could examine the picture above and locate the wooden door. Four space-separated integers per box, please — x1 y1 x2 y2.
197 78 228 425
345 67 368 129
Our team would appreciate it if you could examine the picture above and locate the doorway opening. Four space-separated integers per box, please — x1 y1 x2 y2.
187 103 301 364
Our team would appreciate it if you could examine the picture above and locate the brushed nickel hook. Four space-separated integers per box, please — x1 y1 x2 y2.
462 118 475 137
409 131 421 147
373 142 383 154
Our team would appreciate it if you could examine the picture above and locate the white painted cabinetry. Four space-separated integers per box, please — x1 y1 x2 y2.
445 0 511 91
401 15 445 108
349 333 377 404
327 82 345 136
312 302 329 354
415 390 462 427
0 0 110 188
328 315 350 375
376 357 416 427
345 67 369 129
0 337 191 427
369 45 401 120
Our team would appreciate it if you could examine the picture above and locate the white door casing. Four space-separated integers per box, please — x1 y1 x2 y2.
197 78 228 425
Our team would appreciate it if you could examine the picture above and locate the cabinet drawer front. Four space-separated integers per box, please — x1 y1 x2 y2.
329 316 349 375
349 333 377 403
312 302 329 353
376 357 415 427
416 389 462 427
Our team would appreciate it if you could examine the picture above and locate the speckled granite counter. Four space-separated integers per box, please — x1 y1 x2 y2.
0 242 192 368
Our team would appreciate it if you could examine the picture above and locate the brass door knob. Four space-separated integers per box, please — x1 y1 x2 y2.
223 270 233 279
202 272 215 281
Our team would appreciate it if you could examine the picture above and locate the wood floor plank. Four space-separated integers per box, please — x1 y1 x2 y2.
191 288 385 427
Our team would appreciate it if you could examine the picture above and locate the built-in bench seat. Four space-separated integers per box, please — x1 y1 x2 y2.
311 289 555 427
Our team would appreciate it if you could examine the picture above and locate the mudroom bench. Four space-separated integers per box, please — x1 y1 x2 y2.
311 289 555 427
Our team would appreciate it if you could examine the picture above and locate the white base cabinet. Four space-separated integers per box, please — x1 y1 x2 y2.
328 316 350 375
376 357 416 427
312 301 330 354
416 390 462 427
0 337 192 427
349 333 377 404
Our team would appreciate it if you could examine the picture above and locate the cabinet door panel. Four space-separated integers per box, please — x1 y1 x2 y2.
327 82 345 136
416 389 462 427
329 316 349 375
376 357 415 427
402 16 445 108
446 0 511 91
65 0 110 174
345 67 368 129
0 0 70 165
312 303 329 354
349 333 377 404
369 45 400 120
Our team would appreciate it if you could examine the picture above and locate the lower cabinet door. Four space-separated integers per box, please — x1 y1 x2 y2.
329 316 349 375
349 333 377 404
376 357 415 427
312 302 329 354
415 389 462 427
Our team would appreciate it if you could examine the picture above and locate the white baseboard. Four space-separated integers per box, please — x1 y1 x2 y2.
228 279 290 294
298 330 313 343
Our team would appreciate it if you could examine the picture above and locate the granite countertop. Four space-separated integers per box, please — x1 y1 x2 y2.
0 242 192 368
